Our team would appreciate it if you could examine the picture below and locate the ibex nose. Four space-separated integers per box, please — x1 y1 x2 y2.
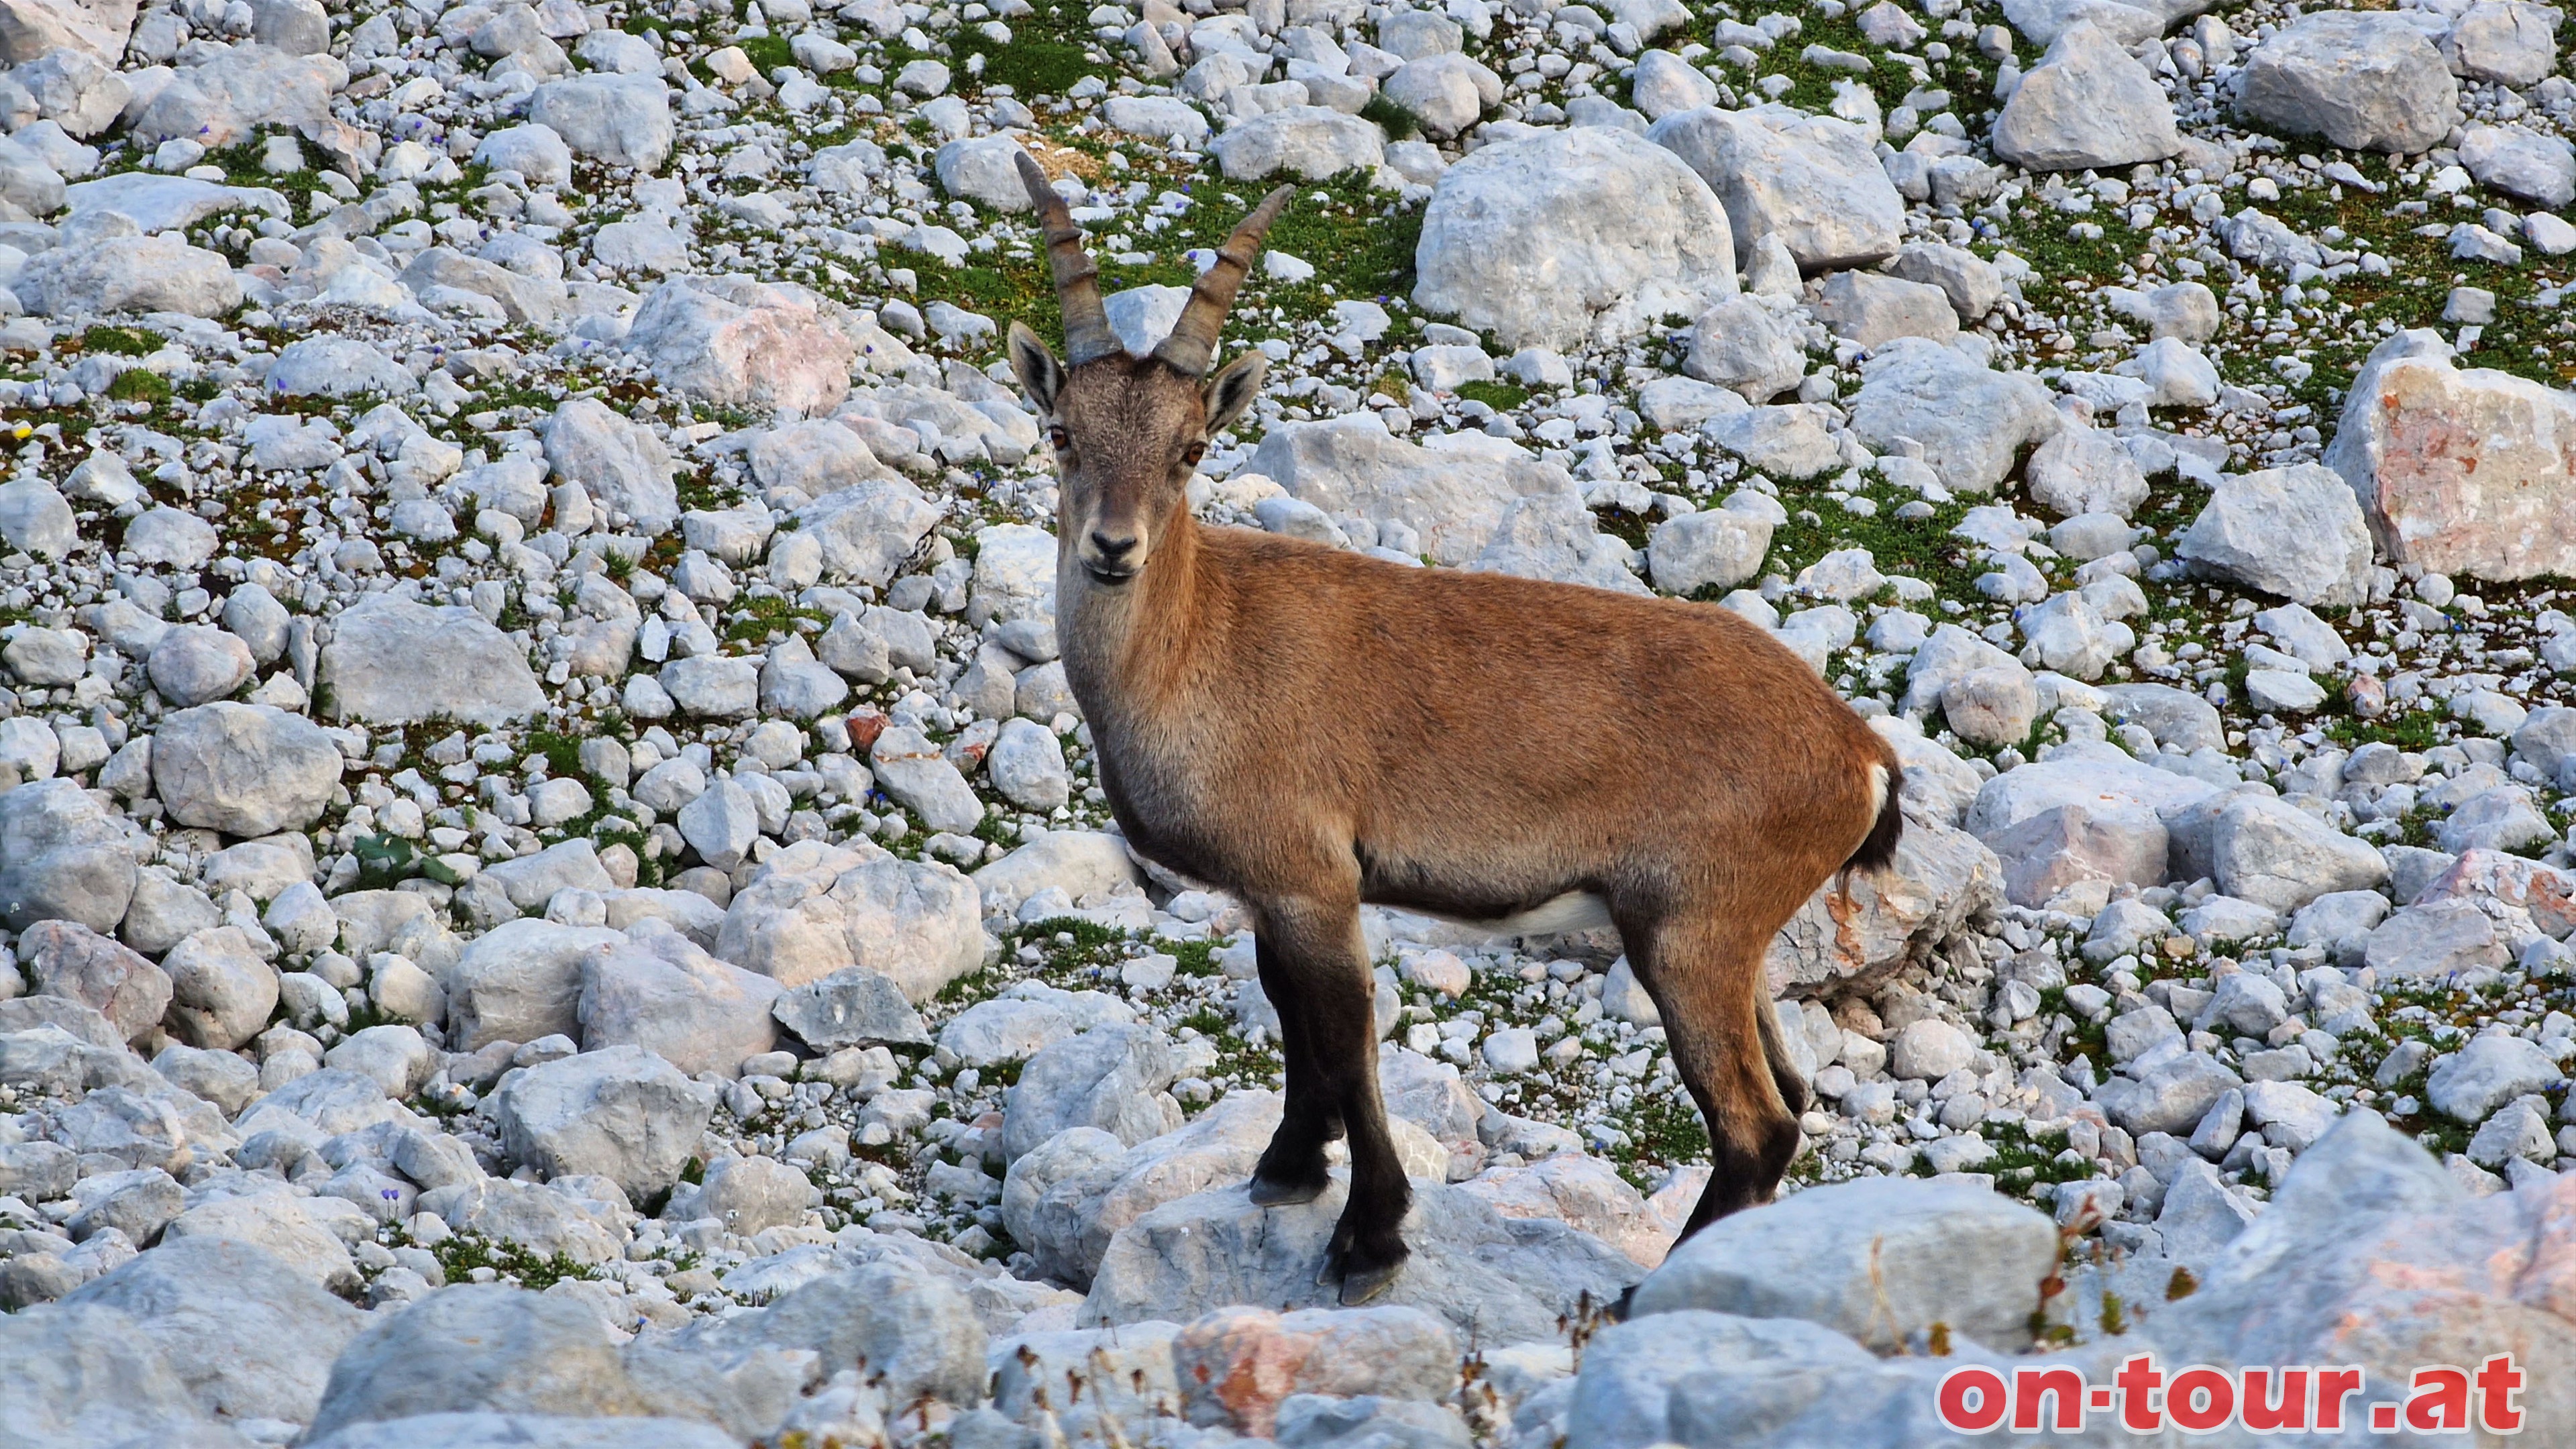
1085 531 1141 581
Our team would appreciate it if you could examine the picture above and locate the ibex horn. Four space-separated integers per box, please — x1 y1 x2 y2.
1014 151 1120 366
1154 184 1295 377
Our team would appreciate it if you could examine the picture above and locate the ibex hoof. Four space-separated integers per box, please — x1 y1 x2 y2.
1247 1173 1326 1207
1335 1258 1405 1306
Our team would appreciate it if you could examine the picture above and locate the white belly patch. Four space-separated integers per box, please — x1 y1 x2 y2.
1430 890 1616 939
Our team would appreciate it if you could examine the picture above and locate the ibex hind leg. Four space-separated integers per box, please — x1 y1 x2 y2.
1628 912 1803 1241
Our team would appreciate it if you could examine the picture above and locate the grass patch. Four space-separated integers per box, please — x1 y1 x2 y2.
416 1231 594 1292
1765 474 1987 601
1609 1093 1710 1192
79 325 164 357
2324 702 2447 753
106 369 170 405
722 594 832 647
945 3 1102 97
1359 92 1423 141
1978 1120 2101 1202
1454 378 1527 413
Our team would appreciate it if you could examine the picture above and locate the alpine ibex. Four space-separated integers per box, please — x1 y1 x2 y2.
1004 154 1902 1303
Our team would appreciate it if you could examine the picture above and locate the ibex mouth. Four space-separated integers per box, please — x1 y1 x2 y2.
1083 561 1138 586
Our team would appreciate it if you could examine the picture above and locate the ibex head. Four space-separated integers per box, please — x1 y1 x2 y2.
1006 153 1291 586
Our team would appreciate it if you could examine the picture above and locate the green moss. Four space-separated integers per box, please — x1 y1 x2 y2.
1169 936 1220 978
1590 504 1653 551
1978 1120 2098 1201
80 325 164 357
417 1232 593 1291
734 32 794 74
1359 92 1424 141
106 369 170 405
722 594 833 647
1454 378 1527 413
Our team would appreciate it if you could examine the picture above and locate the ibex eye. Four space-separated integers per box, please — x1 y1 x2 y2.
1049 427 1071 449
1183 442 1205 465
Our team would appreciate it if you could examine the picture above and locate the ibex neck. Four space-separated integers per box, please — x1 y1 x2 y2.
1057 505 1207 723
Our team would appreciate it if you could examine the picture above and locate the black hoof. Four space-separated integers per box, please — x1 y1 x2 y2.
1248 1173 1328 1207
1338 1258 1405 1305
1318 1234 1409 1301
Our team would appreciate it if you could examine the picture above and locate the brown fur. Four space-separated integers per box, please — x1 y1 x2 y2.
1010 221 1900 1306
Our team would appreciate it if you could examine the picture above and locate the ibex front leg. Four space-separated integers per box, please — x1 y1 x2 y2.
1245 890 1411 1305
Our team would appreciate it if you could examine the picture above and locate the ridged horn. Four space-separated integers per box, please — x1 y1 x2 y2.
1153 184 1294 377
1014 151 1119 366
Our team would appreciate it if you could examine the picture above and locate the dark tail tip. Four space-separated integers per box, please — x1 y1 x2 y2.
1844 759 1904 876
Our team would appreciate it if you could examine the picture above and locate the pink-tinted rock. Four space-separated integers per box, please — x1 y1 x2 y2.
2420 848 2576 941
1171 1304 1458 1436
2326 329 2576 582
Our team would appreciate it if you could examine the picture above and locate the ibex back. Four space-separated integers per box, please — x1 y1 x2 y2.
1003 154 1903 1304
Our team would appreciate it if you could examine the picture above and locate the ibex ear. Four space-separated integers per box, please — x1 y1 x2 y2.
1202 350 1266 437
1008 321 1067 413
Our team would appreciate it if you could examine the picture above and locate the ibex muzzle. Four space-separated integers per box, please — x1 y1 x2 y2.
1006 152 1904 1307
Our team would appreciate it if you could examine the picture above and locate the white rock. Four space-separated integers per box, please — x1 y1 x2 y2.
1414 125 1736 350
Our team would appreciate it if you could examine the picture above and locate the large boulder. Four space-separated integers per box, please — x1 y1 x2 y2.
1413 125 1736 350
2326 329 2576 582
1627 1176 2057 1349
769 965 930 1051
1846 338 2059 495
1248 412 1584 566
0 1302 215 1448
445 919 627 1051
2207 794 2390 914
792 478 943 587
1082 1172 1640 1345
0 0 140 63
2175 462 2375 606
0 777 142 934
306 1285 657 1438
1765 812 2003 996
542 398 680 536
1992 21 2182 171
320 595 545 727
625 276 857 414
150 703 341 838
22 919 166 1044
1646 105 1901 272
971 830 1145 919
2444 0 2561 86
11 234 241 319
669 1260 986 1407
127 43 343 146
1566 1308 1960 1449
576 925 782 1077
1000 1022 1185 1164
63 1236 365 1426
714 840 985 1000
525 72 675 170
1206 105 1385 180
2133 1112 2576 1438
491 1044 716 1204
2235 11 2460 154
